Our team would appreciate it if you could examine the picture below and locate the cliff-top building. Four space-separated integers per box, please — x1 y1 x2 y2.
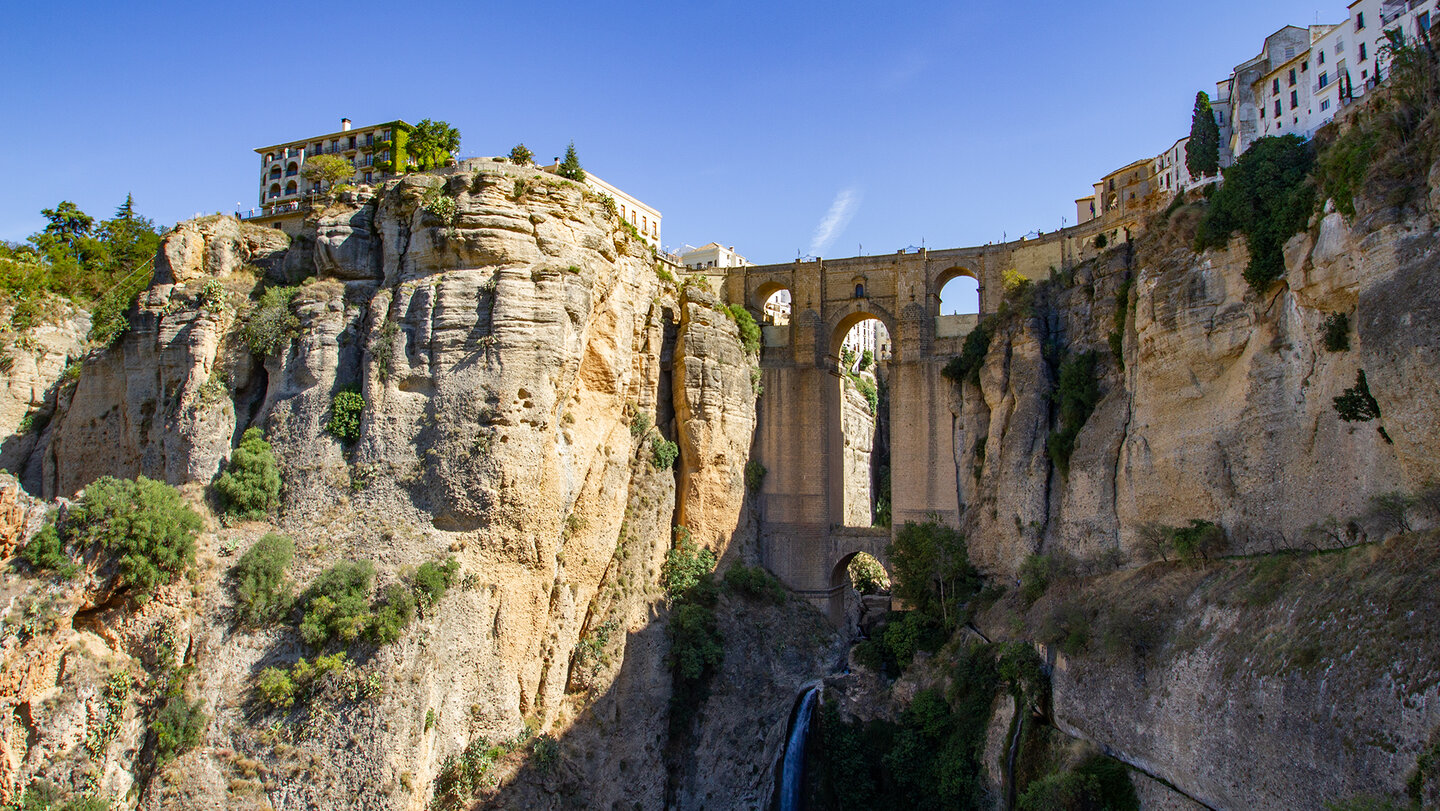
254 118 411 211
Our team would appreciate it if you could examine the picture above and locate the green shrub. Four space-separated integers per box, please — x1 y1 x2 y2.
1047 351 1102 476
1334 370 1388 444
20 781 110 811
629 411 651 437
530 734 560 773
744 460 766 492
508 143 533 165
367 583 416 644
213 428 282 520
886 520 979 628
1094 233 1108 249
723 564 787 604
149 694 206 766
1018 553 1054 606
1195 134 1316 293
852 375 878 414
58 476 202 598
413 556 459 610
725 303 761 354
1170 519 1225 564
243 286 300 356
651 437 679 470
1323 312 1351 352
1314 122 1379 218
1018 753 1139 811
326 387 365 443
662 533 716 600
298 560 375 647
232 533 294 627
859 349 875 371
255 651 351 710
942 318 994 387
669 601 723 681
19 524 78 579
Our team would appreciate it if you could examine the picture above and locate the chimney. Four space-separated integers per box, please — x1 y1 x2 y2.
341 118 352 131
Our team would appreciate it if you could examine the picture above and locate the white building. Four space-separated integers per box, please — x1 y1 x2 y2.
763 290 791 326
253 118 409 211
842 319 891 365
679 242 749 270
541 163 663 248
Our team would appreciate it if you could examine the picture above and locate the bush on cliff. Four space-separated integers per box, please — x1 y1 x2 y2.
1047 350 1102 476
298 560 375 647
663 530 722 729
48 476 202 599
1017 753 1139 811
886 519 980 629
1194 134 1315 294
243 285 300 356
231 533 295 627
326 387 365 443
725 303 761 354
942 317 995 388
213 428 282 520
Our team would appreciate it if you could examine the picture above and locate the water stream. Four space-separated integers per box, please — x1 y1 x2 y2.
778 685 821 811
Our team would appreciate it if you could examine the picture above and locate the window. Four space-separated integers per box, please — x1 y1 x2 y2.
1291 90 1298 109
1273 78 1281 94
1356 11 1365 30
348 136 356 149
1275 99 1283 116
1321 98 1331 111
1320 71 1329 88
364 172 373 183
1289 69 1297 86
1218 111 1225 125
1301 61 1308 72
1319 50 1326 65
854 283 865 298
1360 42 1368 60
1337 40 1345 53
1421 13 1431 34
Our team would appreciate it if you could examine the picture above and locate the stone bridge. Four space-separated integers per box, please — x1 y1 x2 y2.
718 222 1109 622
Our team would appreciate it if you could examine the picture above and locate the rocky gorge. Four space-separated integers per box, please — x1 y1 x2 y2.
0 134 1437 811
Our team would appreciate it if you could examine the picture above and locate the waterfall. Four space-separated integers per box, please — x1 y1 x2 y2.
779 685 821 811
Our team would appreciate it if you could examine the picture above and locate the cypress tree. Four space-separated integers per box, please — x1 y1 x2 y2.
1187 91 1221 180
558 141 586 182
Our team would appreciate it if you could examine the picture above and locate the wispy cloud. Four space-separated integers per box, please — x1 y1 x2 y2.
809 188 861 256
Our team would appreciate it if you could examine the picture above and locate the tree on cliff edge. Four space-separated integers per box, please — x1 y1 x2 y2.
409 119 461 171
1188 91 1221 180
558 142 586 182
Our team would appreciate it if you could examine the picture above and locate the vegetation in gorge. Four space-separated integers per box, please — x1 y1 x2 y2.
662 530 723 730
1194 134 1316 293
1046 351 1103 476
326 387 366 443
231 533 295 627
213 427 283 520
242 285 300 356
21 476 201 599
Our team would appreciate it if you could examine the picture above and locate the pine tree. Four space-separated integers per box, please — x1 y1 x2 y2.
558 142 585 182
1187 91 1221 180
114 193 136 223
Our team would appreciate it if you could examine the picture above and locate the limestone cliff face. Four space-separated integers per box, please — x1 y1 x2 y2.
672 285 757 555
0 165 795 810
0 302 89 490
957 202 1440 573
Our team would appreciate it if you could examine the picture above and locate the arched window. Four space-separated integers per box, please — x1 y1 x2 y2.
854 283 865 298
269 166 282 180
268 183 281 199
284 180 298 196
285 162 299 177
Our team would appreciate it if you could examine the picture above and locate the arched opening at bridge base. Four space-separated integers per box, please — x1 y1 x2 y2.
832 315 892 530
829 550 892 632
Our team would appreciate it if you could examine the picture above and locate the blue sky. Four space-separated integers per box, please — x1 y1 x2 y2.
3 0 1337 312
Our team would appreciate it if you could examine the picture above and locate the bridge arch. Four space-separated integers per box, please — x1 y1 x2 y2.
827 538 893 626
826 303 896 359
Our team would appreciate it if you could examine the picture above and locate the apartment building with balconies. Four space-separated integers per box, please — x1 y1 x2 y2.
254 118 412 210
